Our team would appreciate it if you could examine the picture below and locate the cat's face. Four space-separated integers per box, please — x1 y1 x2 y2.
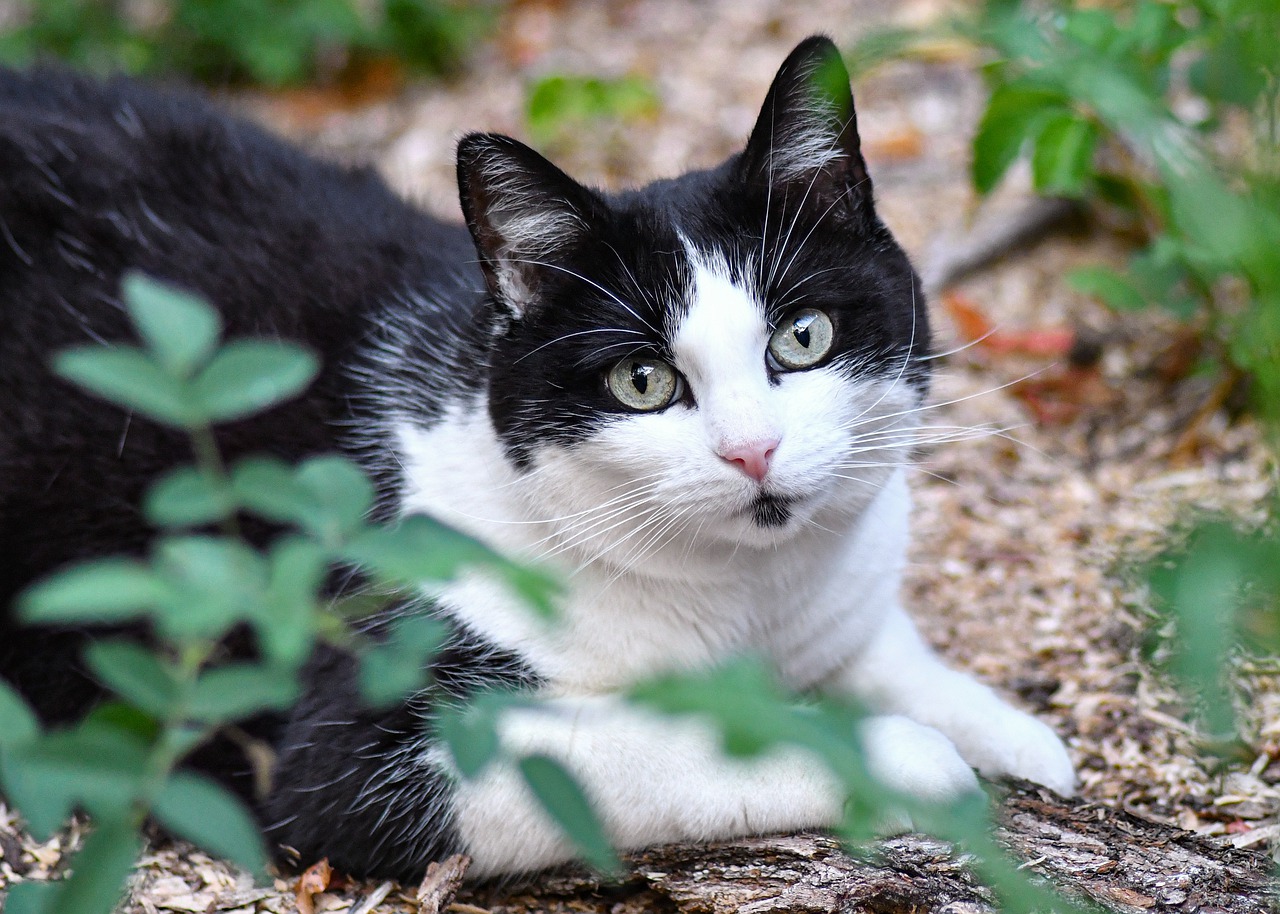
457 37 930 563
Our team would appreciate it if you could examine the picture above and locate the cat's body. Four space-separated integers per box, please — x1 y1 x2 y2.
0 38 1075 881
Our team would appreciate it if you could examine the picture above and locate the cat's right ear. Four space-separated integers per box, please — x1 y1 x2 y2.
457 133 601 320
738 36 875 230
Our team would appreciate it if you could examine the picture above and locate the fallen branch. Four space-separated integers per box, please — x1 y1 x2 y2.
468 781 1277 914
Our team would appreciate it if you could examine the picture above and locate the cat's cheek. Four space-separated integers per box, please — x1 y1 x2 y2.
590 408 749 494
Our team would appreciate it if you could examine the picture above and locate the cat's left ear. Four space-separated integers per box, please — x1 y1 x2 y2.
739 36 874 228
457 133 603 320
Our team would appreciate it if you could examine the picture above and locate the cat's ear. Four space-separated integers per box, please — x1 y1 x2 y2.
739 36 874 228
457 133 601 319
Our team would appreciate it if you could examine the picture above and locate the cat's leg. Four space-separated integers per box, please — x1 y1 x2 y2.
451 696 837 875
451 695 980 877
834 604 1076 796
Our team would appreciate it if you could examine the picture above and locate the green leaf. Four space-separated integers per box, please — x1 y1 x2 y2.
436 692 511 778
972 84 1066 194
346 515 561 619
518 754 620 873
359 616 446 707
256 537 326 667
2 722 149 838
496 563 561 622
153 772 268 874
631 659 808 759
1150 523 1253 740
526 74 659 146
1030 112 1098 196
0 678 40 747
1067 266 1147 311
343 514 496 585
1062 63 1199 174
3 880 60 914
191 341 318 422
46 817 142 914
187 664 299 720
295 455 375 540
85 641 178 718
19 559 169 624
230 456 315 526
1168 174 1280 289
154 537 267 638
53 346 200 427
121 272 221 378
145 466 235 528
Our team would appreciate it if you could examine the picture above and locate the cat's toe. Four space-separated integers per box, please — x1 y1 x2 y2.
860 714 981 806
969 710 1076 796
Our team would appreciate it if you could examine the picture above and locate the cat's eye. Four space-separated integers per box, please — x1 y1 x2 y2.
606 357 681 412
768 308 834 371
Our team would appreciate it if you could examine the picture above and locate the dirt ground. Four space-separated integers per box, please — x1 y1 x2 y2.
2 0 1278 911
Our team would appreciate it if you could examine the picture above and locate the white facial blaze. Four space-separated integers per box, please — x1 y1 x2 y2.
672 260 780 460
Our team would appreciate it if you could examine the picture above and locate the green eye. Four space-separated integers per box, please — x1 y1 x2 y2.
768 308 834 370
606 357 681 411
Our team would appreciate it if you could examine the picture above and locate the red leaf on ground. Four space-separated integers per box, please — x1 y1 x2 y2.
296 857 332 914
941 291 1075 358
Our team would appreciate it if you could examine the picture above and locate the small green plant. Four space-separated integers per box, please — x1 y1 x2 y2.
853 0 1280 410
0 0 496 86
1147 516 1280 751
0 274 553 914
524 73 660 150
443 657 1090 914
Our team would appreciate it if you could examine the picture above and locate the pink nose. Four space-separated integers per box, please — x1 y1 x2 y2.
718 438 780 483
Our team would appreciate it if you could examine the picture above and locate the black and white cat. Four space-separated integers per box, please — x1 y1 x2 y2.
0 37 1074 881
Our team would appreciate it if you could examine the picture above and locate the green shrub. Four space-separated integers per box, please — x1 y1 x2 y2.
0 0 497 86
853 0 1280 413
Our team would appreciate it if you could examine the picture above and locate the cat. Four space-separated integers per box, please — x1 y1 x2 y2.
0 36 1076 881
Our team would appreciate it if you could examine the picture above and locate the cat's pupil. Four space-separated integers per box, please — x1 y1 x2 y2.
631 363 650 394
793 316 813 349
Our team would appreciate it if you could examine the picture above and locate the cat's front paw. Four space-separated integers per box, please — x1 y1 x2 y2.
956 706 1076 796
859 714 981 808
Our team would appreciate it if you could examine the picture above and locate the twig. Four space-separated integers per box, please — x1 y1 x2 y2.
350 880 395 914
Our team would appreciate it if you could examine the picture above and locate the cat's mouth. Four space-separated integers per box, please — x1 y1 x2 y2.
748 492 799 528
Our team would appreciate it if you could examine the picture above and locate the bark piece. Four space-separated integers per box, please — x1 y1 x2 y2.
417 854 470 914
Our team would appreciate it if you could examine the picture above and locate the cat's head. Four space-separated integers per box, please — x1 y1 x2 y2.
456 36 930 561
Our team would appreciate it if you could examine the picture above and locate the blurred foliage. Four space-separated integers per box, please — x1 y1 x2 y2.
0 275 557 914
852 0 1280 413
525 72 661 151
0 0 497 86
854 0 1280 756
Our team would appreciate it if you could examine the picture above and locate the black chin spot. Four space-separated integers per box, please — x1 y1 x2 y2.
751 493 793 528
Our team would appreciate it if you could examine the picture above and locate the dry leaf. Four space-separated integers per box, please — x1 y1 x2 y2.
296 858 332 914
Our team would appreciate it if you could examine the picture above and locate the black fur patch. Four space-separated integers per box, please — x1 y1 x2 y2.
262 612 540 882
751 493 795 528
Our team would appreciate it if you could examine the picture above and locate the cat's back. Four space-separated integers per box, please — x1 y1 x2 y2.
0 65 480 618
0 66 476 346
